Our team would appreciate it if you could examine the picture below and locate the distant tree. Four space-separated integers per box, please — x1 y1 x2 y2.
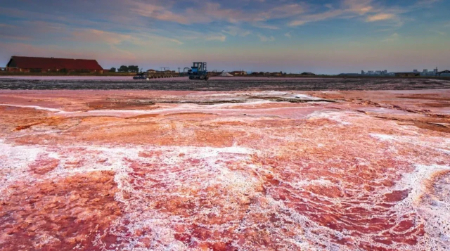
118 65 128 72
128 65 139 73
109 67 116 73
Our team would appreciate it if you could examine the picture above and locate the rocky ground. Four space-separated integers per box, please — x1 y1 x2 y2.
0 87 449 250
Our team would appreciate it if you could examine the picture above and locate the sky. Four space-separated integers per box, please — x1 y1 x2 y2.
0 0 449 74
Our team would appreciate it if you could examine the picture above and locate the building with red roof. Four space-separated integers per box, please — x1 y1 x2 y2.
6 56 104 73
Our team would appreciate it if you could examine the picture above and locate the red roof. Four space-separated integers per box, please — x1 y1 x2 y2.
7 56 103 71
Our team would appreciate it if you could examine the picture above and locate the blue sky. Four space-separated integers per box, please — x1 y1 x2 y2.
0 0 449 74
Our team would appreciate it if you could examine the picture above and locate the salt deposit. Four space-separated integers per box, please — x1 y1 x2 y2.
0 89 449 250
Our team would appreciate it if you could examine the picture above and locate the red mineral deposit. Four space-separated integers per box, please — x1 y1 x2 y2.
0 89 449 250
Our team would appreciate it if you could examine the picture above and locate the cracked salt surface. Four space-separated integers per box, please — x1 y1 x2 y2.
0 104 64 113
306 110 353 125
2 90 450 250
394 164 450 250
370 133 450 154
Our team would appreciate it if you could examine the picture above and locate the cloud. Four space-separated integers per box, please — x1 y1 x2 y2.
205 35 227 42
284 32 291 38
261 4 305 19
366 13 395 22
288 20 307 27
222 26 251 37
343 0 374 15
181 31 227 42
288 9 345 27
415 0 442 6
287 0 424 28
433 30 446 36
288 0 379 27
131 2 191 24
252 23 279 29
165 38 184 45
130 1 307 25
0 23 15 28
258 34 275 42
71 29 131 45
382 33 400 42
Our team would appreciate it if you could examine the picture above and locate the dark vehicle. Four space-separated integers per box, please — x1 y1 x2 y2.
133 73 147 80
188 62 208 80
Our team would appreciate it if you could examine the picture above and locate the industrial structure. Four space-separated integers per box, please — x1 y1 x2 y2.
361 70 391 76
187 62 208 80
230 71 247 76
438 70 450 77
5 56 104 73
394 72 421 77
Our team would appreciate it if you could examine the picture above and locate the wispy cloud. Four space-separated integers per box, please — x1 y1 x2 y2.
343 0 374 15
130 1 306 25
433 30 446 36
222 26 251 37
366 13 395 22
382 33 400 42
288 9 345 27
253 23 279 30
284 32 291 38
258 34 275 42
205 34 227 42
288 0 438 27
415 0 442 7
181 31 227 43
71 29 131 45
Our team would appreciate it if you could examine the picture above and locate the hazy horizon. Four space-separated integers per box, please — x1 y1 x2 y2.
1 0 449 74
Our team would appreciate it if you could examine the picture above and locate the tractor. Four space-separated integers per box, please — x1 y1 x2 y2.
187 62 209 80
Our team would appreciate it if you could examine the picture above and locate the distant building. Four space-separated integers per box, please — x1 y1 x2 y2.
438 70 450 77
360 69 390 76
270 72 282 76
395 72 420 77
421 68 439 76
147 69 156 74
230 71 247 76
164 70 175 74
6 56 103 73
339 73 360 76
